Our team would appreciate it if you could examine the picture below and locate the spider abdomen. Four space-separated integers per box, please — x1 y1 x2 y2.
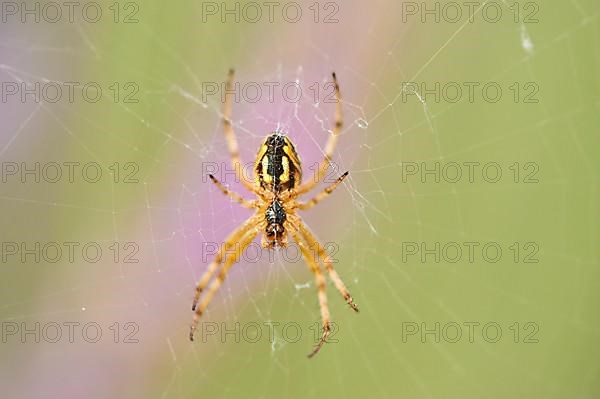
264 199 287 246
265 200 286 225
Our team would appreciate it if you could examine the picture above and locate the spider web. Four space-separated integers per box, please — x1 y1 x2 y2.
0 1 599 398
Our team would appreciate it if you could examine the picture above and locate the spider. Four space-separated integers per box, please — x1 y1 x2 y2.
190 69 358 358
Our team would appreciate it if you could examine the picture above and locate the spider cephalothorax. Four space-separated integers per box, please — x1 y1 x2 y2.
191 70 359 358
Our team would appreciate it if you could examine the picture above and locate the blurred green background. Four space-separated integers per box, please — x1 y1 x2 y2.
0 1 598 398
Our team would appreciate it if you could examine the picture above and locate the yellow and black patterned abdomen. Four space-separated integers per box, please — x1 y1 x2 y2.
255 133 302 193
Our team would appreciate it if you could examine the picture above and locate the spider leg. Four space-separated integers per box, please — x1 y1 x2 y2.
295 171 349 211
191 213 262 313
290 214 359 312
223 69 258 193
208 174 258 209
284 221 331 358
190 224 263 341
295 72 343 196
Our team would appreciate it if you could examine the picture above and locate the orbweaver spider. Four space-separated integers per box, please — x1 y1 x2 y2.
190 70 359 358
